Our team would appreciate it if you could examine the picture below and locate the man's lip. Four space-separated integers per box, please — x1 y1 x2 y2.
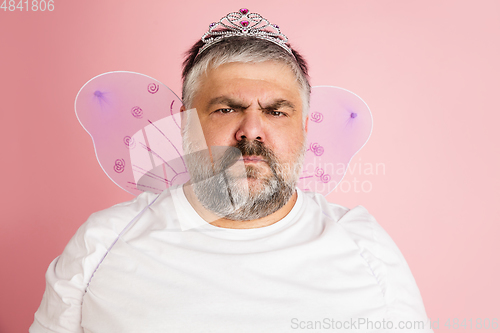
241 156 266 163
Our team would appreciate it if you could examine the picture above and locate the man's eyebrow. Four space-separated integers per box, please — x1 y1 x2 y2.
207 96 296 111
207 96 247 109
260 99 296 111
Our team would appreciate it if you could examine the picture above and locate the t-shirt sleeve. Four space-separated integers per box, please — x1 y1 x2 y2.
29 193 157 333
337 205 433 332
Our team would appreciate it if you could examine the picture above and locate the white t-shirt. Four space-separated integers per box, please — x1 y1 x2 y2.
30 187 432 332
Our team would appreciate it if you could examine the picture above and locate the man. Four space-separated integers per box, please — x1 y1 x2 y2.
31 9 432 332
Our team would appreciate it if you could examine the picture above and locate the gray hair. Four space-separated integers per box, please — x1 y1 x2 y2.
181 36 311 123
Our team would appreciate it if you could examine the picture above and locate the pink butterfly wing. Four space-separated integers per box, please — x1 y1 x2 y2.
75 71 187 196
298 86 373 195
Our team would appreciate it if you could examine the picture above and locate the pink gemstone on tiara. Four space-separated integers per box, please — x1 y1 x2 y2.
240 8 249 14
209 22 216 27
241 20 249 27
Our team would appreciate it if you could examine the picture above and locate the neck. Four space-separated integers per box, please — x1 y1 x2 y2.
182 182 297 229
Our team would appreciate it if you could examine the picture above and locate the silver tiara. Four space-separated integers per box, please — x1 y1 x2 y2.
197 8 293 57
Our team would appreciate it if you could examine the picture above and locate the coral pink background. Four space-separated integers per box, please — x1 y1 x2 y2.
1 1 499 332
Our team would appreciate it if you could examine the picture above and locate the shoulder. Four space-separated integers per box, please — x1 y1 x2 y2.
83 190 160 232
333 204 408 280
59 190 163 276
301 192 387 259
338 205 431 327
301 192 397 260
30 191 162 332
300 190 351 223
59 191 160 264
57 190 161 277
302 191 431 329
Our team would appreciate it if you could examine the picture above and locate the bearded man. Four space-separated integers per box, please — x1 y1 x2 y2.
31 9 432 333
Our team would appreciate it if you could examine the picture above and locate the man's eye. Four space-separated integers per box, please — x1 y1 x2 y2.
269 110 286 117
216 108 234 114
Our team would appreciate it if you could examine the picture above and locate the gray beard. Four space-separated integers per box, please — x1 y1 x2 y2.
183 138 305 221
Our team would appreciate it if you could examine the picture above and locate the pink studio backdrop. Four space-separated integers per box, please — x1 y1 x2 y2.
1 1 499 332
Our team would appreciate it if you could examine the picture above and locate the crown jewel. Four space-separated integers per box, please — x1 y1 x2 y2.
197 8 293 57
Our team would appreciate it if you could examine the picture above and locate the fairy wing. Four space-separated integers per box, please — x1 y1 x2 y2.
298 86 373 196
75 73 372 197
75 71 187 196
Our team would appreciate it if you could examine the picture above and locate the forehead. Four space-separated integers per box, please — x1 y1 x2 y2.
195 61 302 105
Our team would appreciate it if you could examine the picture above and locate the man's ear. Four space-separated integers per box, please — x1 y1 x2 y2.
180 105 186 129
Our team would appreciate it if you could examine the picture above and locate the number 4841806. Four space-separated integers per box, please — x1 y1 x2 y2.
1 0 55 11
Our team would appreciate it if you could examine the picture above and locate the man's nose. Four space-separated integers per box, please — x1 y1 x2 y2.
235 112 265 142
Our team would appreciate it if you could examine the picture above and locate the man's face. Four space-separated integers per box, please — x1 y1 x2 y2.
183 61 307 220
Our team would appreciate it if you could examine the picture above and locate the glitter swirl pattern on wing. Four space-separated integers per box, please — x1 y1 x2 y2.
314 167 330 183
315 167 325 177
310 112 323 123
148 83 159 94
123 136 135 149
114 159 125 173
310 142 324 156
320 173 331 183
131 106 143 118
